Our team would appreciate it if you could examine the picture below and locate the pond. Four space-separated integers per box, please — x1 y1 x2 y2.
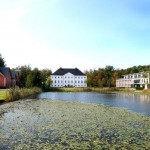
35 92 150 116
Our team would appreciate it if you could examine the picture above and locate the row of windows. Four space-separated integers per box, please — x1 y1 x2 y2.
53 80 85 83
52 85 87 87
52 76 86 79
124 74 150 79
117 79 149 83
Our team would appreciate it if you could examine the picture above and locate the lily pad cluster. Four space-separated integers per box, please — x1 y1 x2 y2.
0 99 150 149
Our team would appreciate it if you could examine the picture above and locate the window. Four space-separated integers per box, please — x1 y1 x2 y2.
78 81 80 83
55 81 56 83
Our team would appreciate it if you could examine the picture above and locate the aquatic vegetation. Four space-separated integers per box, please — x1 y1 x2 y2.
5 87 42 101
0 99 150 149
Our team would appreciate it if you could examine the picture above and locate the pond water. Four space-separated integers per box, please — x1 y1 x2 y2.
35 92 150 116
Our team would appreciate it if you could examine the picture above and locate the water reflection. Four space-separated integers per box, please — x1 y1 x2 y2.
35 92 150 116
119 93 150 103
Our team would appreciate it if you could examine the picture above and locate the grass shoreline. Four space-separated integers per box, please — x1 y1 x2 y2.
0 99 150 149
44 87 150 95
0 87 42 102
1 87 150 102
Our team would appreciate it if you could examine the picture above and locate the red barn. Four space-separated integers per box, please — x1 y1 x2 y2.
0 72 5 87
0 67 12 88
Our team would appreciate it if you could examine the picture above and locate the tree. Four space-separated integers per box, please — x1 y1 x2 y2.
0 53 6 67
40 69 52 87
111 70 123 87
104 65 114 87
16 65 31 87
45 77 52 87
26 68 42 88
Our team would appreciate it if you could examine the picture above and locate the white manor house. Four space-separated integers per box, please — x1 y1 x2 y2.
50 68 87 87
116 72 150 89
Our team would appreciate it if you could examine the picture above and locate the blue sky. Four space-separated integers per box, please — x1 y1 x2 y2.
0 0 150 72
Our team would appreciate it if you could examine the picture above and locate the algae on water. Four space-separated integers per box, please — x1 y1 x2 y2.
0 99 150 149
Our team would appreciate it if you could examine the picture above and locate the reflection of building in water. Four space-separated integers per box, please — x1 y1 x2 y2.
139 95 150 102
118 93 150 103
116 72 150 89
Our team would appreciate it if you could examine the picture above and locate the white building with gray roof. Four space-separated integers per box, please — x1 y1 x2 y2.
50 68 87 87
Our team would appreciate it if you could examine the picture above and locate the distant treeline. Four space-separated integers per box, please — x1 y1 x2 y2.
1 53 150 88
85 65 150 87
16 65 52 88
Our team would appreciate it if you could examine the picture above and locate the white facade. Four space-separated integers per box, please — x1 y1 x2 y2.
116 72 150 88
51 72 87 87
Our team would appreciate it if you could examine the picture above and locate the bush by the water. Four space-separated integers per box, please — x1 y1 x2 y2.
8 87 42 101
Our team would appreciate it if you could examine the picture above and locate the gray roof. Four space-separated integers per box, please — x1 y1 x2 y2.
52 68 85 76
0 67 11 77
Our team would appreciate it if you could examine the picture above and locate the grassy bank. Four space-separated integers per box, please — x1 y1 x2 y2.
45 87 150 95
44 87 118 93
0 99 149 149
118 88 150 95
2 87 42 102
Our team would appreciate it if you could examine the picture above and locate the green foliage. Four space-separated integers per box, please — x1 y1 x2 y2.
85 65 150 88
40 69 52 87
45 76 52 87
26 68 42 88
136 87 144 90
16 65 31 87
123 65 150 74
104 65 114 87
0 53 6 67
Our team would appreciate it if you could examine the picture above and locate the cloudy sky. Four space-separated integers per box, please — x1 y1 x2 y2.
0 0 150 72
